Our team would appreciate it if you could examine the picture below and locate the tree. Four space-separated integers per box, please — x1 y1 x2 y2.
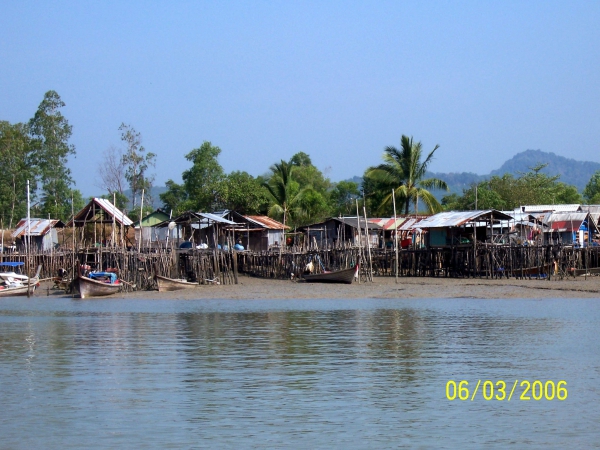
98 145 127 207
263 160 305 228
28 90 77 220
365 135 448 214
119 123 156 210
0 121 37 227
583 171 600 203
329 180 361 216
181 141 226 211
443 165 583 211
222 171 270 214
160 179 189 215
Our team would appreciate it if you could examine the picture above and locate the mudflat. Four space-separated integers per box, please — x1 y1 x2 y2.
89 275 600 300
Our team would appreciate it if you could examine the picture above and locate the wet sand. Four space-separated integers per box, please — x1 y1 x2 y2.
39 275 600 300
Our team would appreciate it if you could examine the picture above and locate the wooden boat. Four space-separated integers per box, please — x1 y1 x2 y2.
302 262 360 284
0 265 42 297
0 262 31 284
155 274 200 292
75 274 121 299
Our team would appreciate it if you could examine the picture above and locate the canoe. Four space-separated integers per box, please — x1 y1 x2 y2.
302 263 359 284
155 274 199 292
76 275 121 299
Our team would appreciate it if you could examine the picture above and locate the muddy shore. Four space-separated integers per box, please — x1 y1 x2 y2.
37 275 600 300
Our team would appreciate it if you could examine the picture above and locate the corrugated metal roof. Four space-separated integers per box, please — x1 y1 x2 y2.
12 218 64 238
416 210 514 228
334 217 384 230
69 198 133 227
368 218 408 230
245 216 288 230
516 204 581 213
544 212 596 232
93 198 133 226
398 217 425 231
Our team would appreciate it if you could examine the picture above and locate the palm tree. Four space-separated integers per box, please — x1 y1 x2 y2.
366 135 448 214
262 160 304 228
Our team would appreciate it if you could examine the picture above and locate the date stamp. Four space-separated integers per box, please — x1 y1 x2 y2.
446 380 567 401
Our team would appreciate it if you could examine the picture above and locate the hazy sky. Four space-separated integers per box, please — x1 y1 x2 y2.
2 1 599 196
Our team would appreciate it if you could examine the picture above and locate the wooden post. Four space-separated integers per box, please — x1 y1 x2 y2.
355 200 362 284
392 189 398 284
233 250 239 284
363 206 373 282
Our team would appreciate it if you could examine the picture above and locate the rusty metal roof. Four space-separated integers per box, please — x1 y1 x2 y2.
368 218 409 230
12 218 65 238
244 216 288 230
416 210 514 228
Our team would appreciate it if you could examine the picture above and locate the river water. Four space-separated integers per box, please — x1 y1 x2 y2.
0 297 599 449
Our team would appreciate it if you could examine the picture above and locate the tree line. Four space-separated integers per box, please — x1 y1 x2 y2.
4 90 600 229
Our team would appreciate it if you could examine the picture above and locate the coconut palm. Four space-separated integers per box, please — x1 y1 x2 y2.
262 160 304 228
366 135 448 214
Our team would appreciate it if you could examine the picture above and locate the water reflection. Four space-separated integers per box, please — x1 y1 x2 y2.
0 298 598 448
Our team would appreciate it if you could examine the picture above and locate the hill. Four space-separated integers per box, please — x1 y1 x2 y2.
489 149 600 191
349 150 600 200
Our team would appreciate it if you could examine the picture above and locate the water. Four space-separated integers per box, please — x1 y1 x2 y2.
0 297 599 449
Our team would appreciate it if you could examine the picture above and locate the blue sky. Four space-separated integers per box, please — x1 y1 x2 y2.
2 1 599 196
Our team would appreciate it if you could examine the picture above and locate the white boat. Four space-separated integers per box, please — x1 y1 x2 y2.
0 265 42 297
0 262 30 284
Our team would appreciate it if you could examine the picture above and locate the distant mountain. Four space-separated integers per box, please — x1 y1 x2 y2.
348 149 600 199
489 149 600 191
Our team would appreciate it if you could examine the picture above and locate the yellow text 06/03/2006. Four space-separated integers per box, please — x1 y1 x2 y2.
445 380 567 401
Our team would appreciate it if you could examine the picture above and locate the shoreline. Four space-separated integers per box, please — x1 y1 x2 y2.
36 275 600 300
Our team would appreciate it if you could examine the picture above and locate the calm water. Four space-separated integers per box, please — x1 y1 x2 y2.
0 297 599 449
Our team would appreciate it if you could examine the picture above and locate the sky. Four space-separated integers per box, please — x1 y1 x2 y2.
2 1 599 197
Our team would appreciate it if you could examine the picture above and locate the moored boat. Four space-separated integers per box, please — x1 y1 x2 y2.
0 265 42 297
75 272 121 299
0 262 31 284
155 274 200 292
302 262 360 284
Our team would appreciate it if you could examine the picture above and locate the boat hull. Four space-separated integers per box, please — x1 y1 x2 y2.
76 276 121 299
155 275 199 292
302 265 358 284
0 282 37 297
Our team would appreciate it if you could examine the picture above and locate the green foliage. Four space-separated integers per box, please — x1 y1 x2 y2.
444 165 582 210
28 91 76 220
329 180 361 216
0 121 37 227
289 151 312 167
365 135 448 214
160 179 189 215
263 153 335 227
222 171 270 214
120 123 156 210
583 171 600 203
181 141 226 211
262 160 302 226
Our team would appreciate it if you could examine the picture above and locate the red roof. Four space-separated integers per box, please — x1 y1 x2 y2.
244 216 289 230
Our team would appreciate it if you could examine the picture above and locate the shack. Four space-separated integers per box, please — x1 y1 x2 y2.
413 210 514 248
542 211 599 246
68 198 133 247
12 218 65 252
132 209 173 245
222 212 288 252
